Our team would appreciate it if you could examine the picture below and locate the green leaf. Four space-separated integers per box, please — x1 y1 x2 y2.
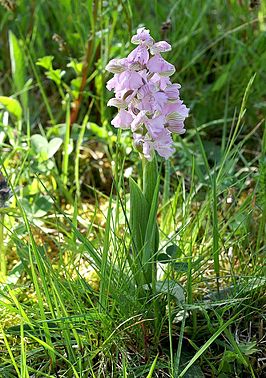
238 341 259 356
129 178 149 254
9 31 27 110
0 96 22 120
157 253 171 263
46 69 65 85
142 176 160 282
212 71 229 92
172 262 188 272
178 350 205 378
67 60 83 75
31 134 48 154
87 122 108 139
143 156 158 208
166 244 182 258
47 138 63 158
32 196 53 218
36 55 54 70
150 280 185 302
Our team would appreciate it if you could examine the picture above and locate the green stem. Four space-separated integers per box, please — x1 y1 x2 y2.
0 213 6 281
62 100 71 186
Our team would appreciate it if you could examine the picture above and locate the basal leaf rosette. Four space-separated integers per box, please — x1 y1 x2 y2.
106 27 189 161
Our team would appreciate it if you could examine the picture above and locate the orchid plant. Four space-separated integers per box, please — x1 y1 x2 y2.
106 27 189 290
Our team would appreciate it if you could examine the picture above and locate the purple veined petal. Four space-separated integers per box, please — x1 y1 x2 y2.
167 112 185 122
133 132 145 154
167 122 186 134
153 129 175 159
111 109 133 129
150 41 172 55
143 139 153 161
164 84 181 101
163 101 190 119
106 75 119 91
147 54 176 76
131 27 154 46
131 110 147 131
105 58 128 73
118 70 144 91
107 98 128 109
137 84 168 112
127 45 149 65
137 83 153 99
153 91 168 111
146 114 165 139
149 73 171 90
154 143 175 159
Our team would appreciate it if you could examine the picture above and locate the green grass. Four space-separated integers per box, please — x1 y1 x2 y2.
0 0 265 377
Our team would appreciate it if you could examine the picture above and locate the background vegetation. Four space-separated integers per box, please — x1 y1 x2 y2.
0 0 265 377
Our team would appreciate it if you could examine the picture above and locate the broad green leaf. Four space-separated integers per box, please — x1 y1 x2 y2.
129 177 149 254
145 280 185 302
32 196 53 218
157 253 171 263
143 156 158 208
9 31 27 110
166 244 182 258
47 138 63 158
0 96 22 120
142 176 160 282
172 262 188 272
31 134 48 154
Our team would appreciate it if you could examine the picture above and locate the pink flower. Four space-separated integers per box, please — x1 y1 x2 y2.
131 27 154 46
111 109 133 129
105 58 127 73
127 45 149 65
164 84 181 101
114 70 144 92
147 54 175 76
137 84 168 112
149 73 171 90
146 115 165 139
106 27 189 160
107 98 127 109
150 41 171 55
153 129 175 159
131 110 147 131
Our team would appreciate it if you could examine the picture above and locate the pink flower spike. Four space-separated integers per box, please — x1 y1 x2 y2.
131 27 154 46
111 109 133 129
150 41 172 55
127 45 149 65
105 26 190 160
147 54 175 76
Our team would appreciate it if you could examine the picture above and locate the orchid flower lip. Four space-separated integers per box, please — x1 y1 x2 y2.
106 27 189 160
